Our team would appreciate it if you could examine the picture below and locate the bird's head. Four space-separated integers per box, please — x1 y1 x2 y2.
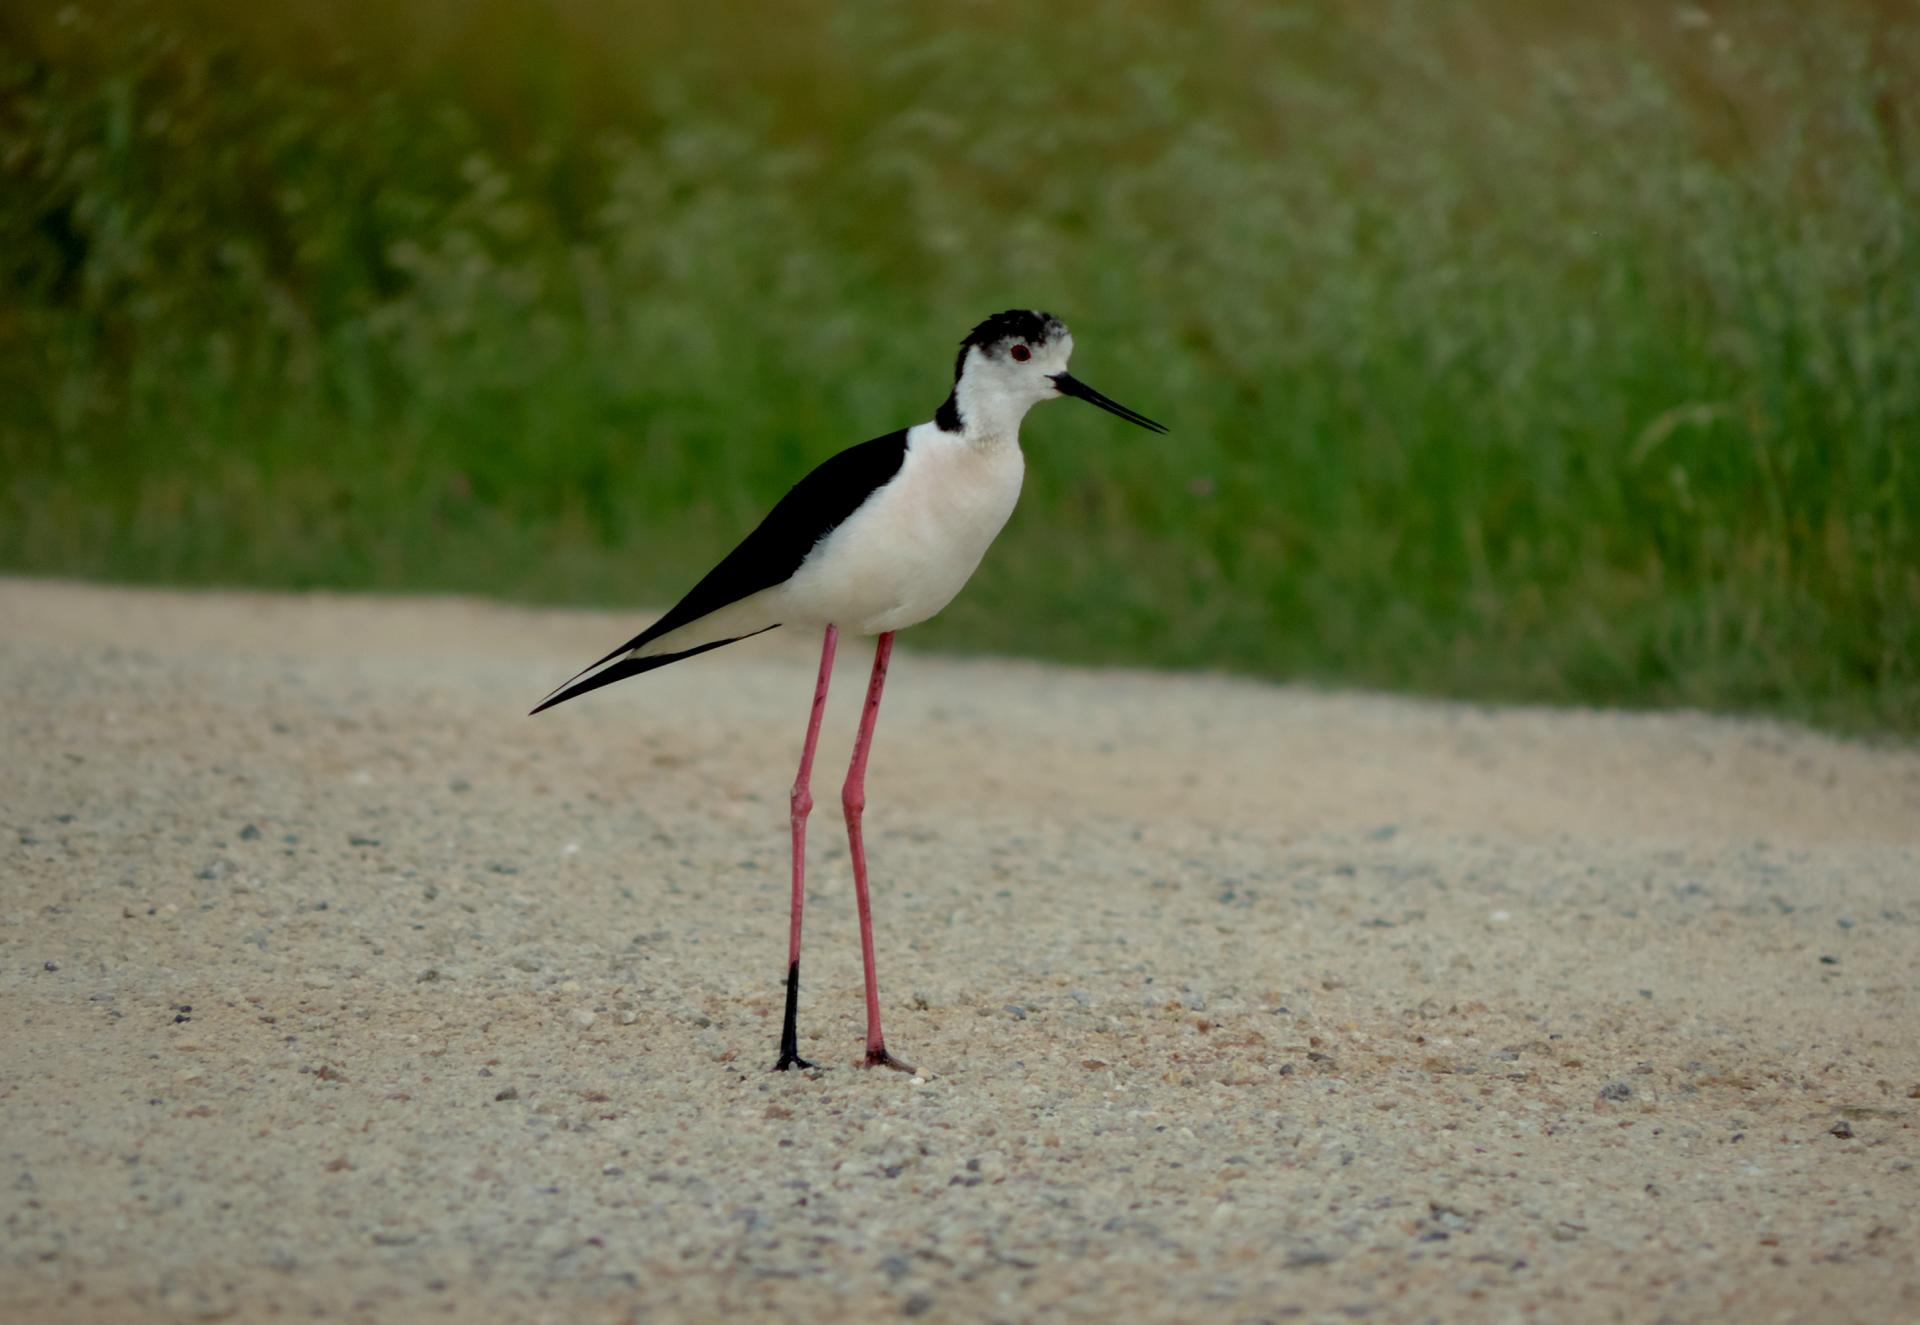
941 310 1167 436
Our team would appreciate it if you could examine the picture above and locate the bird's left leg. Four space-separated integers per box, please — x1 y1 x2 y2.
775 624 838 1071
843 631 915 1072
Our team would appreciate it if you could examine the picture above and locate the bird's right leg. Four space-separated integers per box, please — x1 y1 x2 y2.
776 624 838 1071
844 631 914 1074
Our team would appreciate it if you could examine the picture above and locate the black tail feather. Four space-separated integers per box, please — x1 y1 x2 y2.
529 626 777 715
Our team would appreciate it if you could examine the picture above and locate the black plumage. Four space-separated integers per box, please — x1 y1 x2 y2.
531 428 910 714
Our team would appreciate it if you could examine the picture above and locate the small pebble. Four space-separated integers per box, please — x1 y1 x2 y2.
572 1009 598 1030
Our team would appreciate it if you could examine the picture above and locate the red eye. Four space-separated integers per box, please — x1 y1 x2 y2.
1010 344 1031 362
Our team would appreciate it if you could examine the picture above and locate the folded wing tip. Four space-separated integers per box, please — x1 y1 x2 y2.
526 626 779 717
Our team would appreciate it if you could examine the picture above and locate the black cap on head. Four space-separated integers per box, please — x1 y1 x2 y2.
953 309 1062 380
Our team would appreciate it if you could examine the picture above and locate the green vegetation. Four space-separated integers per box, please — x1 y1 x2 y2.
4 1 1916 734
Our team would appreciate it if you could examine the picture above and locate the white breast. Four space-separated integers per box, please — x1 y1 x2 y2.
782 422 1025 635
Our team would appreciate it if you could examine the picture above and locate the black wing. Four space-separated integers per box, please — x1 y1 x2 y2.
531 428 910 714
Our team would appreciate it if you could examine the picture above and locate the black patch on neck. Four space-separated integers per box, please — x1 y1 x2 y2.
934 390 962 433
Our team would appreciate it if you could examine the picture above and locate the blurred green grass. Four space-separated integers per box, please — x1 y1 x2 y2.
3 0 1916 734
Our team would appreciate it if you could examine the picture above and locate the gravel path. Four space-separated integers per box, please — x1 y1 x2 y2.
3 579 1917 1323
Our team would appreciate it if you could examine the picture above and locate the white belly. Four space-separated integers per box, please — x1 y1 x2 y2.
783 423 1025 634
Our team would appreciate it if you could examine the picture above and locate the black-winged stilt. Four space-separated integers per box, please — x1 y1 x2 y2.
532 310 1166 1071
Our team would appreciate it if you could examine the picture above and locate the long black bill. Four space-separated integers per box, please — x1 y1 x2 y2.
1052 373 1169 434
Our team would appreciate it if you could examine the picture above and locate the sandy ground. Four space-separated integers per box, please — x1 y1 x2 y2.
2 578 1917 1324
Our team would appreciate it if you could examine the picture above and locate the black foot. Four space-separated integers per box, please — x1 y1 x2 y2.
862 1047 917 1074
773 959 814 1072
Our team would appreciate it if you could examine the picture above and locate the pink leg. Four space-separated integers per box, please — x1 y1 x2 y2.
844 632 913 1071
775 624 837 1071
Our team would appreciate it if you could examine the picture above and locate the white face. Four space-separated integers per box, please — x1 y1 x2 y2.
959 326 1075 414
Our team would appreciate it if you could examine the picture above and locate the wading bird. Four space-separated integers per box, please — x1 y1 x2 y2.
532 311 1166 1071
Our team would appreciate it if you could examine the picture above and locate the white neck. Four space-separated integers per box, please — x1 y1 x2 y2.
944 369 1042 447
